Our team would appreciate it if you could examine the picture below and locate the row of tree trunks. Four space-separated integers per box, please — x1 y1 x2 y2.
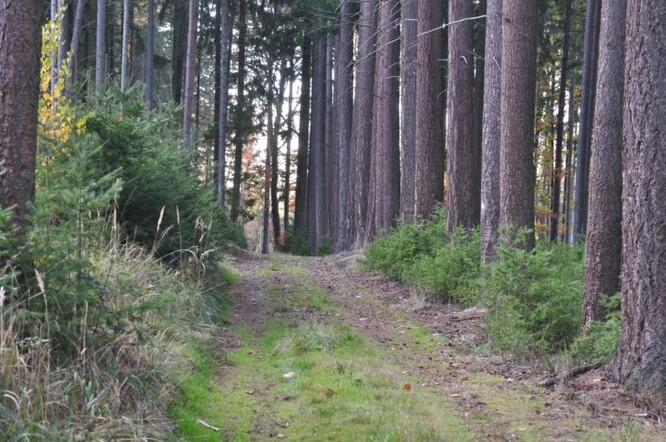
349 0 378 248
367 0 401 243
549 0 572 242
230 0 247 222
573 0 601 239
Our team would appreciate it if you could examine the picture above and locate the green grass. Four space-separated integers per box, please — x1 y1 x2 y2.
267 281 339 314
176 318 477 441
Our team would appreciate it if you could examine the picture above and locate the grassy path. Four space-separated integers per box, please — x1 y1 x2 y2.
174 253 659 441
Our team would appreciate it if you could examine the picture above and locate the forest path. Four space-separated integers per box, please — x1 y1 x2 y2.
200 253 659 441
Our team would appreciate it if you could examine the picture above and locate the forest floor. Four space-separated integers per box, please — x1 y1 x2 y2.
178 252 664 441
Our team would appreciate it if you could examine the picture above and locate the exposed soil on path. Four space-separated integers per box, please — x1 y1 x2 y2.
219 252 663 441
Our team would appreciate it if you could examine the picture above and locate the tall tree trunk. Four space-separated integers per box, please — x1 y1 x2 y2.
446 0 478 232
325 32 335 243
182 0 199 147
564 69 577 243
216 0 230 207
283 70 294 229
294 37 312 234
230 0 247 222
573 0 601 239
400 0 418 223
480 0 502 264
581 0 625 327
368 0 401 243
50 0 58 97
549 0 573 242
349 0 378 247
0 0 41 233
213 0 222 189
499 0 538 250
414 0 445 219
145 0 155 105
121 0 129 92
472 0 486 213
612 0 665 393
95 0 106 92
333 0 354 250
263 61 275 255
272 60 288 244
57 0 70 84
307 38 328 253
67 0 85 94
172 0 188 104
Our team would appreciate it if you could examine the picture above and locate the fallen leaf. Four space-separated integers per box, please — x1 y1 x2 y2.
403 383 412 392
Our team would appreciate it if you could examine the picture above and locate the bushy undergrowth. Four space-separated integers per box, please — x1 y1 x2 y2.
86 87 246 255
363 209 481 305
0 234 235 440
482 234 584 358
568 293 621 365
364 216 608 362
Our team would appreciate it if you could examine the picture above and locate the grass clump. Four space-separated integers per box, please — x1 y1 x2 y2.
363 209 481 305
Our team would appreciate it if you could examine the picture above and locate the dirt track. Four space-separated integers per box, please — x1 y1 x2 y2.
220 252 662 440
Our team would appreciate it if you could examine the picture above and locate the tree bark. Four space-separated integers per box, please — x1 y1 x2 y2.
480 0 502 264
307 37 328 252
446 0 478 232
581 0 625 327
144 0 155 105
0 0 42 232
324 32 334 243
67 0 85 94
294 37 312 235
182 0 199 147
367 0 401 243
573 0 601 239
284 70 294 229
95 0 106 92
334 0 354 250
349 0 378 247
499 0 538 250
216 0 230 207
271 59 288 244
172 0 188 104
400 0 418 223
263 61 275 255
414 0 445 220
612 0 666 393
120 0 129 92
230 0 247 222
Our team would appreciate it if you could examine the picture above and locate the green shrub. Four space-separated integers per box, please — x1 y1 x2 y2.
568 293 621 365
482 237 584 357
85 86 245 256
405 228 481 305
363 208 446 281
280 227 311 256
363 210 481 305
